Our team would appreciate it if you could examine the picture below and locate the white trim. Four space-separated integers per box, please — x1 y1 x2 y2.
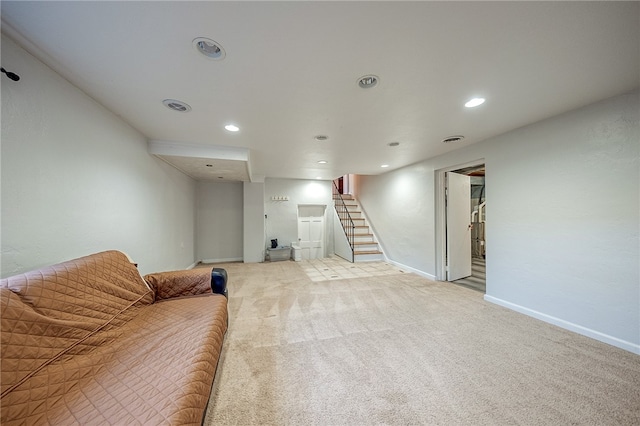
484 295 640 355
200 257 243 264
185 262 199 270
385 258 437 281
435 159 485 281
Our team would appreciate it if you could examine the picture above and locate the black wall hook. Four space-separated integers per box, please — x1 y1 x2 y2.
1 67 20 81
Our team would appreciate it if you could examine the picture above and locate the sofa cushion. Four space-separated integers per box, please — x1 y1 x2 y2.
1 251 154 397
144 268 214 300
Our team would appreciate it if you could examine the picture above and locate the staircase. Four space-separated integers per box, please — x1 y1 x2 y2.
333 188 384 262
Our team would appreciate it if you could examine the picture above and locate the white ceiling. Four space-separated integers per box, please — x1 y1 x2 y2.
2 1 638 182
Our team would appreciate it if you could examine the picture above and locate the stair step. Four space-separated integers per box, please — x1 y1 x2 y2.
354 250 383 255
342 218 365 226
353 234 375 242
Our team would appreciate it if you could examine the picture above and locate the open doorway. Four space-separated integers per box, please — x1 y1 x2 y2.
435 161 486 293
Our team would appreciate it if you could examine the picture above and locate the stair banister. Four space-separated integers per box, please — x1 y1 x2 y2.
332 181 355 262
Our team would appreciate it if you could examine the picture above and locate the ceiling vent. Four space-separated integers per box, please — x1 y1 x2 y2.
193 37 226 60
358 75 379 89
442 135 465 143
162 99 191 112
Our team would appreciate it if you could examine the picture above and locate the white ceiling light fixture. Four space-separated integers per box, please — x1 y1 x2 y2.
224 124 240 132
317 160 328 164
381 164 390 168
193 37 226 60
465 97 486 108
358 75 379 89
162 99 191 112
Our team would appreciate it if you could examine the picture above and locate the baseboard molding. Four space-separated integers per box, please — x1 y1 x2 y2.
200 257 243 264
384 258 437 281
484 295 640 355
185 262 198 270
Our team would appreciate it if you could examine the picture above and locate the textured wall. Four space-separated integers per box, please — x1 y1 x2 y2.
359 91 639 352
196 181 243 262
243 181 265 263
1 35 197 276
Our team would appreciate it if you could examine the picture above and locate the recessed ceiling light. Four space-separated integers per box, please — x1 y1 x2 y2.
465 97 485 108
317 160 328 164
442 135 465 143
381 164 390 168
162 99 191 112
388 142 400 147
224 124 240 132
316 177 323 180
193 37 226 60
314 135 329 141
358 75 379 89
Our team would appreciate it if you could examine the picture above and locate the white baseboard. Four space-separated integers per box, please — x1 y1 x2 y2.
200 257 243 264
384 258 437 281
484 295 640 355
185 262 198 270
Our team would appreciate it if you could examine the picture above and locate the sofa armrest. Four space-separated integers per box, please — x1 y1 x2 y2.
144 267 228 300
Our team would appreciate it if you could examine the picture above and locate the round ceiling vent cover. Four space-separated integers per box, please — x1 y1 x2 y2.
193 37 226 60
162 99 192 112
358 75 379 89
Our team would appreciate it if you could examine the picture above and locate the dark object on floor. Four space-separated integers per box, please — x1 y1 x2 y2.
211 267 228 298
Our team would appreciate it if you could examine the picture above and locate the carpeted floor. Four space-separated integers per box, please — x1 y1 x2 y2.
203 259 640 425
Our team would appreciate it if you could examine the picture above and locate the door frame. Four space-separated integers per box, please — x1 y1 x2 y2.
435 159 485 281
297 204 327 258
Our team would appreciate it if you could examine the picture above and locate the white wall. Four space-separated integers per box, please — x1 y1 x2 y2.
196 181 243 262
264 178 334 256
358 91 639 353
243 181 265 263
1 35 197 276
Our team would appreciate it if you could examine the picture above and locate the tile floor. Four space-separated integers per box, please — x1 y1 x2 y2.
300 256 406 282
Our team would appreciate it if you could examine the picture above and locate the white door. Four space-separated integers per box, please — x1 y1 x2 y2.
446 172 472 281
298 205 325 260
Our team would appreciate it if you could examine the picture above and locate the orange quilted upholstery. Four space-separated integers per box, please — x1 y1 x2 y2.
144 268 213 300
1 251 227 425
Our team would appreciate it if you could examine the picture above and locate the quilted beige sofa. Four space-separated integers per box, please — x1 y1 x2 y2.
1 250 228 425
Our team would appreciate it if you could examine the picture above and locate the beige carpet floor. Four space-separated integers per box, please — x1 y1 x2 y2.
203 259 640 425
